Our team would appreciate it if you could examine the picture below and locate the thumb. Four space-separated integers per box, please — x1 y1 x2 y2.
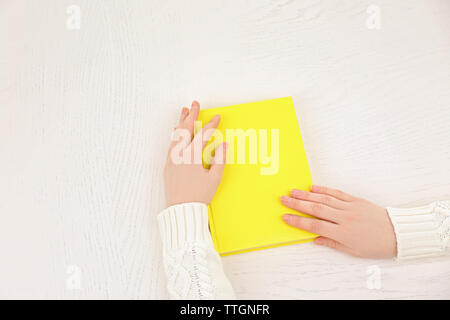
314 236 356 256
209 142 227 179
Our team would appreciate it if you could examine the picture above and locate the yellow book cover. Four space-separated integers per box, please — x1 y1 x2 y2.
197 97 316 256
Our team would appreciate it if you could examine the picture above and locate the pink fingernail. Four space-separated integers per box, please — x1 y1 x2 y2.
280 196 289 203
282 215 290 223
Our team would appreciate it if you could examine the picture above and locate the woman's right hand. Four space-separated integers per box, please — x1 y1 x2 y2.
281 185 397 259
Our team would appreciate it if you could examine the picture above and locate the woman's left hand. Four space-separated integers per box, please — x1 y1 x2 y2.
164 101 227 207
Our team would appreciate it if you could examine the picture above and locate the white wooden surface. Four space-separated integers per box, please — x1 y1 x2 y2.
0 0 449 299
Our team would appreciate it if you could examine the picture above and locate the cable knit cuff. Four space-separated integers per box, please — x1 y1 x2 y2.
387 204 442 260
157 202 212 251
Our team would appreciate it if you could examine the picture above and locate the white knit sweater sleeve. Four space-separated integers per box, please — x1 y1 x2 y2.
387 200 450 260
157 202 235 299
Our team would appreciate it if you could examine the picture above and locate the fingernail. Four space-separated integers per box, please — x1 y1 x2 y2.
311 185 319 192
181 107 188 115
290 189 301 197
280 196 289 204
213 114 220 121
282 215 290 223
315 238 323 245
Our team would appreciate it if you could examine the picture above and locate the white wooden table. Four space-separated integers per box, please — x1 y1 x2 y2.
0 0 449 299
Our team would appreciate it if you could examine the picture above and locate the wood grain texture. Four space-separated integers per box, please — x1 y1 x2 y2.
0 0 449 299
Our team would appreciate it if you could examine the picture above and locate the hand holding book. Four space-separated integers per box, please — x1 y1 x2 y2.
159 99 449 299
281 185 397 258
164 100 227 207
162 98 448 261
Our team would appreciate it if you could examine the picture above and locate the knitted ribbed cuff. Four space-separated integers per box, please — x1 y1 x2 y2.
387 203 442 260
157 202 211 250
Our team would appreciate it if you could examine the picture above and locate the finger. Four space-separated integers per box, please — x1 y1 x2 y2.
281 196 340 223
310 185 354 202
209 142 227 179
282 214 341 240
178 107 189 125
192 114 221 150
290 189 347 210
175 101 200 142
314 236 357 256
187 100 200 119
169 102 198 151
168 107 191 151
167 129 191 165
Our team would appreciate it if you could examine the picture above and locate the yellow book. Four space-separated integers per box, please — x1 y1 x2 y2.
197 97 316 256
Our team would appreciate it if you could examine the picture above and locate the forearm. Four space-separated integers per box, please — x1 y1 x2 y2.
157 202 235 299
387 200 450 260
